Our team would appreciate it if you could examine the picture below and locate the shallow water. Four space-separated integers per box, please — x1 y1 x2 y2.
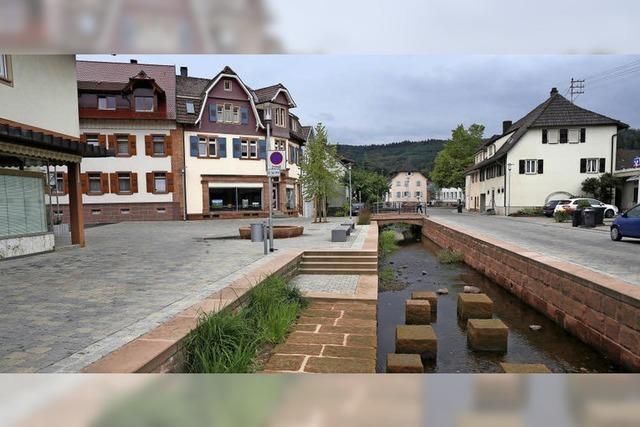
376 237 625 373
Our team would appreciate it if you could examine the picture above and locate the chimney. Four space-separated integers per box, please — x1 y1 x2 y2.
502 120 512 134
180 66 188 77
550 87 558 96
130 59 138 64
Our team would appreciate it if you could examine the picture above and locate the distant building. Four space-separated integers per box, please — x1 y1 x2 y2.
614 148 640 210
435 187 463 206
465 88 628 214
387 168 428 204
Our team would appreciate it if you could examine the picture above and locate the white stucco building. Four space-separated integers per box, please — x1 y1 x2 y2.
465 88 628 215
435 187 464 206
387 170 428 204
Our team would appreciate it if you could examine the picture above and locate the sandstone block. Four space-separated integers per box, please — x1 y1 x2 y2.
411 291 438 313
499 362 551 373
387 353 424 373
458 293 493 320
396 325 437 360
406 299 431 324
468 319 508 352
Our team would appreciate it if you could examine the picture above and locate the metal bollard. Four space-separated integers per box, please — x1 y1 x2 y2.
263 221 268 254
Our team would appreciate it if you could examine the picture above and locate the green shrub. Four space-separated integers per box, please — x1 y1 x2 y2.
184 275 306 373
511 207 544 217
379 230 399 256
378 266 394 284
576 199 591 209
357 207 371 225
437 249 464 264
554 210 571 223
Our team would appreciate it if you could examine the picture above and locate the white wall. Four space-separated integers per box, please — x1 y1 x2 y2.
507 126 617 207
0 55 79 137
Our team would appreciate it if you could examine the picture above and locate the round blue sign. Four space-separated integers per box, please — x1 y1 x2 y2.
270 151 284 165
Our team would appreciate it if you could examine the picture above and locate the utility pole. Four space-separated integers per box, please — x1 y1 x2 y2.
569 78 585 103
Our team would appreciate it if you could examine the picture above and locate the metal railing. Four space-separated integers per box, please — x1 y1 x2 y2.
372 201 426 214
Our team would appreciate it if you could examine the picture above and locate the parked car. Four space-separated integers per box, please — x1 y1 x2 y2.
610 204 640 241
543 199 571 217
554 198 619 218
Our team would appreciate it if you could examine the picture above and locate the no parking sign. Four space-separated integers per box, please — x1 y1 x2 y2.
268 150 285 177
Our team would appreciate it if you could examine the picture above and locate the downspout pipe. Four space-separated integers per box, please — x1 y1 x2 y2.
504 159 508 216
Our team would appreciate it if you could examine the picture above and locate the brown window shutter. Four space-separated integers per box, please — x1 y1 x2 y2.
165 135 173 156
100 173 109 194
128 134 137 156
131 172 138 193
80 173 88 194
110 173 119 193
98 134 107 148
62 173 69 194
145 135 152 156
108 135 117 151
167 172 174 193
146 172 154 193
80 134 87 143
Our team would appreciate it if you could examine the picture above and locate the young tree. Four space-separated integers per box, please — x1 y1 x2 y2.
299 123 341 222
581 173 623 203
430 124 485 189
347 167 389 204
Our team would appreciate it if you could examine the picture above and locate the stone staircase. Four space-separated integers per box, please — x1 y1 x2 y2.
298 250 378 275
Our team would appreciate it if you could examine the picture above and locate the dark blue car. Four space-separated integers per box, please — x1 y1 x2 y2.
610 204 640 241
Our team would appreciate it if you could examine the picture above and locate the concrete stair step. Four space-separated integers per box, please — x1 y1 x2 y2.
300 261 377 269
298 268 377 275
302 255 378 263
303 250 377 257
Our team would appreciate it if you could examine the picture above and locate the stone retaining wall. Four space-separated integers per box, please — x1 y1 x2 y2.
422 218 640 371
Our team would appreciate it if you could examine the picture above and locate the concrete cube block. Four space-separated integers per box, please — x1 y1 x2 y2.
457 293 493 320
396 325 437 360
467 319 508 352
406 299 431 324
500 363 551 373
386 353 424 373
411 291 437 313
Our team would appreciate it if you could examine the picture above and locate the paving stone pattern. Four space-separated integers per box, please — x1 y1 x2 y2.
0 218 366 373
290 275 359 295
262 300 377 373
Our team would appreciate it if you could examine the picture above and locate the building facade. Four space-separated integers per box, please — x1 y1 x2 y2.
435 187 464 206
51 60 181 224
387 170 428 204
175 66 307 219
465 88 628 215
0 55 109 258
614 148 640 210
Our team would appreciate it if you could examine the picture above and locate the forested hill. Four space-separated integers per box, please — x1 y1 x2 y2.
336 139 446 177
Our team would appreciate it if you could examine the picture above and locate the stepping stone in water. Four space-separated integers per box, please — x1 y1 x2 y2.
500 362 551 373
457 293 493 320
463 285 481 293
411 291 437 313
405 299 431 324
386 353 423 373
396 325 438 360
467 318 508 352
436 288 448 295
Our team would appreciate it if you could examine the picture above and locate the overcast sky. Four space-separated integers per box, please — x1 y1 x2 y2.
82 54 640 145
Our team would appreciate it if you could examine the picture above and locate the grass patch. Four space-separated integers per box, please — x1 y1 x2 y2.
379 229 399 256
183 275 306 373
510 207 544 217
554 210 571 223
437 249 464 264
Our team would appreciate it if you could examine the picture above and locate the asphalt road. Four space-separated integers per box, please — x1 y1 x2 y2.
426 208 640 287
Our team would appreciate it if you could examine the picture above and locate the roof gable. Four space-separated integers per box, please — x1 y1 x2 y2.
254 84 296 107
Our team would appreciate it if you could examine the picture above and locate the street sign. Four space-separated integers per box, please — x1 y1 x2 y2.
267 150 285 177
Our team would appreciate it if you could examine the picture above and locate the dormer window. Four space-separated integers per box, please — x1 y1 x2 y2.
186 101 195 114
98 95 116 110
135 96 154 112
274 107 286 127
224 80 232 91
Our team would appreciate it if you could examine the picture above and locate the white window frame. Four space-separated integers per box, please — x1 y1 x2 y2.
224 80 232 91
396 181 401 186
186 102 195 114
0 55 12 84
241 140 249 158
152 135 166 156
154 172 167 193
198 136 217 158
586 158 599 174
415 191 421 197
88 173 102 194
98 95 116 111
568 129 579 144
118 173 131 193
224 103 233 123
547 129 559 144
116 134 129 156
249 140 258 159
525 159 537 175
233 106 240 123
85 134 100 147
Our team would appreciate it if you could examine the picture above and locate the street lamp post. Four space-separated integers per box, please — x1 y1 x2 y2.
507 162 513 216
348 164 352 222
264 106 274 252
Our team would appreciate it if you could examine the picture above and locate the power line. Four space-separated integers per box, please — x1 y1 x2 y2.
569 78 584 103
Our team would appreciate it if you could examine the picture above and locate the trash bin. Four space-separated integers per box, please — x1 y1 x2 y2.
593 206 606 225
250 223 264 242
572 209 582 227
582 208 596 228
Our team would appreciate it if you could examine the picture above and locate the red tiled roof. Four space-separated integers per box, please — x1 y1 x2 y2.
76 61 176 119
